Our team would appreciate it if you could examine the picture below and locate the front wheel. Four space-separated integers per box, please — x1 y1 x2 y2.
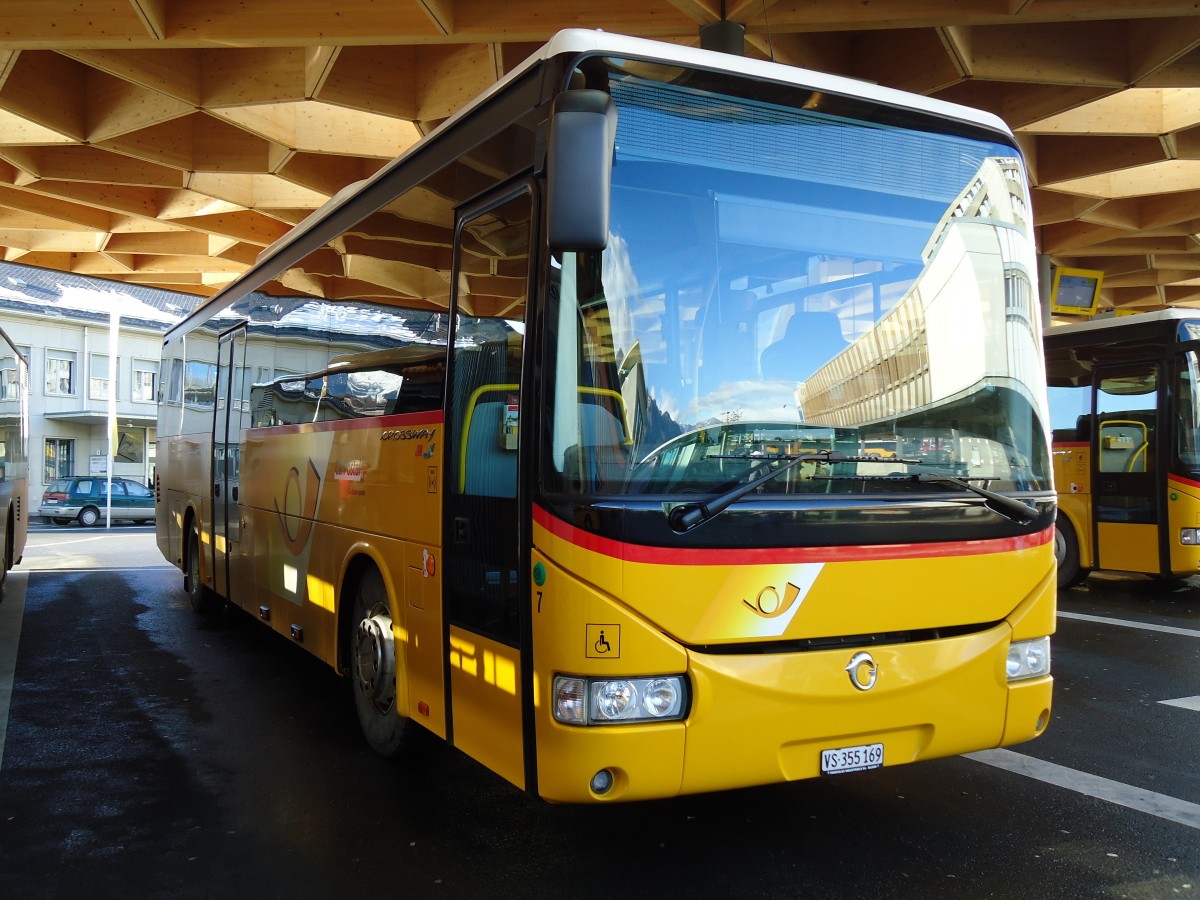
1055 514 1088 589
350 566 407 757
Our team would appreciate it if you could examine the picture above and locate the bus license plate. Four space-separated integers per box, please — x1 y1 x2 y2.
821 742 884 775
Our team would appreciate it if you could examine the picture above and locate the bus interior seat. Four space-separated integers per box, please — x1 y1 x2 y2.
1075 414 1092 442
562 401 629 491
462 397 517 498
760 311 845 381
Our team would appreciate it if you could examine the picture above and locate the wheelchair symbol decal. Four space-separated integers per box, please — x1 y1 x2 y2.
586 624 620 659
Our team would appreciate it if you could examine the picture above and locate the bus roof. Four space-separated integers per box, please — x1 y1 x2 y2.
1044 309 1200 340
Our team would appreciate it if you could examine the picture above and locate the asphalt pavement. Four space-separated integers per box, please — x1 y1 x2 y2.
0 528 1196 899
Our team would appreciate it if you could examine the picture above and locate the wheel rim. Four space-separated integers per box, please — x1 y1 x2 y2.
1054 527 1067 567
354 602 396 716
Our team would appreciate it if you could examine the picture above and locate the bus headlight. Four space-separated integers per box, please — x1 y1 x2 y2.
1007 636 1051 681
1180 528 1200 545
552 675 688 725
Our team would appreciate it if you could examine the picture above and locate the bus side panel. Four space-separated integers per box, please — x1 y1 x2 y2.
160 432 214 582
1167 476 1200 576
449 626 525 790
1053 442 1095 569
236 417 444 664
1097 523 1159 573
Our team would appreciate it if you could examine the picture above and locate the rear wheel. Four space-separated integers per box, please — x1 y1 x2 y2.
1055 514 1087 589
185 523 223 615
350 566 407 757
52 517 72 526
78 506 100 527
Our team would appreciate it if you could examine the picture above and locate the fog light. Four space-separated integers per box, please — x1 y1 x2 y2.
590 769 614 795
1007 636 1051 681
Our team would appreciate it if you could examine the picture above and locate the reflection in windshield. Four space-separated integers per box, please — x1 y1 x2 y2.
547 67 1050 497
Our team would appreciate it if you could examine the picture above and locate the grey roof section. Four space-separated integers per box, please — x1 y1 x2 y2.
0 261 209 332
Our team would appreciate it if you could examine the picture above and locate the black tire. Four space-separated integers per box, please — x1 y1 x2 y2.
78 506 100 527
1055 514 1087 589
52 517 72 526
185 524 223 615
350 566 407 757
0 510 11 589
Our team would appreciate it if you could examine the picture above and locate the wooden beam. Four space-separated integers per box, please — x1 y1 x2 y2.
63 48 200 104
1034 135 1168 185
854 29 965 95
744 32 854 74
417 0 455 35
1127 17 1200 84
209 102 422 159
414 44 501 121
315 46 418 120
938 81 1117 130
0 184 113 230
1041 219 1132 253
186 172 329 211
128 0 169 41
3 146 186 188
84 67 194 143
0 51 88 142
200 48 311 107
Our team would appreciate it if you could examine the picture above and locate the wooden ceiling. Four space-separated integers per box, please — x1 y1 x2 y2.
2 1 1200 312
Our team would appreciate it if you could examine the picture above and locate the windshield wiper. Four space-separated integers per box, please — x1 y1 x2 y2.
667 450 846 533
666 452 1041 533
912 474 1039 525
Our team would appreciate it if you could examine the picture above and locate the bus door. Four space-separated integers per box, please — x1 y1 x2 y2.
212 325 247 602
443 188 533 790
1094 362 1161 573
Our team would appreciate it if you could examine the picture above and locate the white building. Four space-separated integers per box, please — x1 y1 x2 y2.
0 262 203 511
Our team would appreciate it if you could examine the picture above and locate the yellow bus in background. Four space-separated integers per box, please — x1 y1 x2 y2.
1046 310 1200 587
156 31 1055 802
0 327 29 588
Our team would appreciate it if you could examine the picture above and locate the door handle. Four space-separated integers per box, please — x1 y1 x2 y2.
214 482 221 498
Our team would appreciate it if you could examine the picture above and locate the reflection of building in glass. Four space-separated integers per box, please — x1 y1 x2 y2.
798 158 1039 427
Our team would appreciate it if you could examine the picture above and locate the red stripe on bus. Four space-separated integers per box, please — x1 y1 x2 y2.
533 504 1052 566
249 410 445 436
1169 474 1200 490
1052 442 1089 448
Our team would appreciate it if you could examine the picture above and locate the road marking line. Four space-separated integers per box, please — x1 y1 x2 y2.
0 570 28 775
1160 695 1200 712
1058 610 1200 638
965 748 1200 831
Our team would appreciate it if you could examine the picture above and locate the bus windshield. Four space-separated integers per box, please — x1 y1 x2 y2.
547 61 1050 498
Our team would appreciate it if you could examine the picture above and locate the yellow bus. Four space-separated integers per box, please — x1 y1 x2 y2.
0 328 29 588
156 30 1056 802
1046 310 1200 587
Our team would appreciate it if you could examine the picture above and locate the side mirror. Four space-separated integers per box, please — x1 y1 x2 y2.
547 90 617 251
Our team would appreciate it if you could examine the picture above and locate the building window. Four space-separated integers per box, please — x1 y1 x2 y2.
90 353 116 400
1 355 19 401
46 350 76 396
44 437 74 482
115 427 145 464
133 359 157 403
